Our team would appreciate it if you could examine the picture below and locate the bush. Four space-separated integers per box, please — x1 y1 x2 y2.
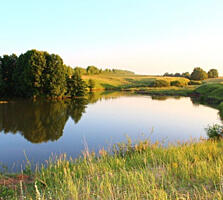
151 80 170 87
206 124 223 139
188 80 202 85
170 80 187 87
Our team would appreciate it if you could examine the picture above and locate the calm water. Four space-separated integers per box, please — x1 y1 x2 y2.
0 92 222 171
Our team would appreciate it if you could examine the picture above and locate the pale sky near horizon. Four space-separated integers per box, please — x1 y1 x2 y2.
1 0 223 75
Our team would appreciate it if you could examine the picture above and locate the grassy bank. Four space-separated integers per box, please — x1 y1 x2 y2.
134 86 195 96
193 83 223 118
1 139 223 199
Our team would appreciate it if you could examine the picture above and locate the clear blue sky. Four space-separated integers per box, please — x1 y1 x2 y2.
1 0 223 75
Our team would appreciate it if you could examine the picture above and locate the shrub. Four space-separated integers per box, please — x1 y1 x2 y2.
188 80 202 85
206 124 223 139
170 80 187 87
151 80 170 87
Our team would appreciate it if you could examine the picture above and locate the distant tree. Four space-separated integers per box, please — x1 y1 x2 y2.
208 69 219 78
190 67 208 80
74 67 87 75
86 66 100 75
88 79 96 92
182 72 190 79
0 54 18 96
174 73 181 77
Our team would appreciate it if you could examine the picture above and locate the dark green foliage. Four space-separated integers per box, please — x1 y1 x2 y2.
0 54 18 97
208 69 219 78
88 79 96 92
42 53 67 97
0 49 87 98
13 50 46 97
188 80 202 85
206 124 223 139
151 79 170 87
66 71 87 97
190 67 208 80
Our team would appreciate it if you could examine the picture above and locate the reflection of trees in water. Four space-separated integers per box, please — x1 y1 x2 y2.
191 97 223 121
0 99 88 143
68 98 88 124
151 96 181 101
1 91 192 144
0 92 123 144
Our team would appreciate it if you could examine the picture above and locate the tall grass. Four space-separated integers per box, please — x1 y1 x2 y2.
2 139 223 199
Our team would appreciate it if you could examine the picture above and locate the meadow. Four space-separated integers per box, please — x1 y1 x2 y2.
1 138 223 200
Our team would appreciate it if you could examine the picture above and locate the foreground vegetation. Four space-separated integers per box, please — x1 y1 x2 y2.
1 138 223 199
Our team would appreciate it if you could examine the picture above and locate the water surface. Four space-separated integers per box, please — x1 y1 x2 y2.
0 92 222 171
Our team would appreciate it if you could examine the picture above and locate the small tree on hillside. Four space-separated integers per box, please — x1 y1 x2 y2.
208 69 219 78
88 79 96 92
190 67 208 80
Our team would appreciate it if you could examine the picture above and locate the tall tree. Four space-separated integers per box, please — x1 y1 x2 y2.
13 50 46 97
42 53 67 97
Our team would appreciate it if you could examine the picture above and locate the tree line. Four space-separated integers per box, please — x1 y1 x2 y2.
0 49 87 98
74 66 134 75
163 67 219 80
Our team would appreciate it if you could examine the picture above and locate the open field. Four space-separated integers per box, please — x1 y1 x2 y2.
82 74 190 90
203 77 223 84
1 139 223 199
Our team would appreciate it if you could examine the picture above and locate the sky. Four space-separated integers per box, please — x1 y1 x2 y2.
1 0 223 75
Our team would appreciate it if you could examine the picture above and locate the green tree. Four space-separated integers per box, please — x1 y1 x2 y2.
190 67 208 80
74 67 87 75
86 66 100 74
208 69 219 78
66 71 87 97
13 50 46 97
0 54 18 96
182 72 190 79
42 53 67 97
88 79 96 92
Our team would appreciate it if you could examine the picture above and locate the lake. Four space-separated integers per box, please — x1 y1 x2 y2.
0 92 222 171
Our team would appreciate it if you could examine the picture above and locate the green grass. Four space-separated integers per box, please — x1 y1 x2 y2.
134 86 195 96
82 74 190 90
1 139 223 199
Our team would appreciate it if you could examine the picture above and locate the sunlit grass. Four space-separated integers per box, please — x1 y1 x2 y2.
2 138 223 199
82 74 190 90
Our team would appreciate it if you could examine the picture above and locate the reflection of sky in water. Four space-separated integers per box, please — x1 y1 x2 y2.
0 95 222 171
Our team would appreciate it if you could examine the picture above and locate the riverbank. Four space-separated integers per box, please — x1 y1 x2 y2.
1 139 223 199
193 83 223 119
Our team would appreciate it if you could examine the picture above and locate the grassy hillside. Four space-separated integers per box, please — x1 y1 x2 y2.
82 74 190 90
1 139 223 199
